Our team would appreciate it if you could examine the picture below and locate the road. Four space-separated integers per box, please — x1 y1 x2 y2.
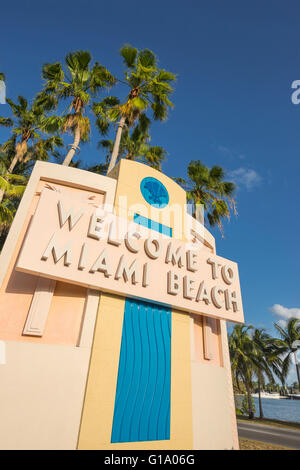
237 421 300 449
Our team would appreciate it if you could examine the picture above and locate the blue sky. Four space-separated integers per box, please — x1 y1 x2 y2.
1 0 300 378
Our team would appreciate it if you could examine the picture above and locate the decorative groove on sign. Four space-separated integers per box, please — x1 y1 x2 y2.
111 299 171 443
23 277 56 336
203 316 213 360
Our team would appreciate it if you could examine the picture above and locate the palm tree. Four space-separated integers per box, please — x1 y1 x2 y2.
94 44 176 173
229 325 255 419
0 136 17 167
99 116 166 171
0 96 63 203
38 50 116 166
274 318 300 390
251 328 283 419
178 160 237 234
0 157 26 243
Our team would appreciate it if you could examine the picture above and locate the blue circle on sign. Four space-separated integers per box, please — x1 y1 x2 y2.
140 177 169 208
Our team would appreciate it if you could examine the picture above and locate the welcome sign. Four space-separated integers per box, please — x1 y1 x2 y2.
17 189 244 322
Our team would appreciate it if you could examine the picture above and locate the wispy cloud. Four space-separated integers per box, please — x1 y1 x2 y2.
214 144 246 160
217 145 232 156
270 304 300 322
229 167 262 190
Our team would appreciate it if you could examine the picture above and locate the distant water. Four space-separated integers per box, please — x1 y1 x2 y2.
253 397 300 423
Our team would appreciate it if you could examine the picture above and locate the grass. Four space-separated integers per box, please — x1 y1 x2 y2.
239 438 290 450
237 414 300 431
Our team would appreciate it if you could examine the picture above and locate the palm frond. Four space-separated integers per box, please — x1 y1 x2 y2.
0 117 13 128
120 44 138 68
137 49 157 68
42 62 64 82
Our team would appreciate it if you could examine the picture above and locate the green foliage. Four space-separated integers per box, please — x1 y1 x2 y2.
94 44 176 158
0 117 13 128
0 95 63 172
0 156 27 228
39 50 115 117
93 96 120 136
177 160 237 234
230 325 284 390
38 50 117 164
234 395 243 415
120 45 138 68
87 162 109 176
229 323 294 419
274 318 300 387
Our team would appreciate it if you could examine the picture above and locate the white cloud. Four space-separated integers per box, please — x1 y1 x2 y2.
270 304 300 321
229 167 262 190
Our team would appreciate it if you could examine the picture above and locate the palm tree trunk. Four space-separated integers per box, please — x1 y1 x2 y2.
235 376 241 393
258 377 264 419
294 351 300 391
0 189 4 205
8 154 19 174
63 125 81 166
107 116 126 174
246 383 254 419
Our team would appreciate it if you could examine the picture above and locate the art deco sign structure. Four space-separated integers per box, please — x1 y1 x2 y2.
0 159 244 450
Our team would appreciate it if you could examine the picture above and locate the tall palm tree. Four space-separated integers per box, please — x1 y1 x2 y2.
178 160 237 234
99 116 166 171
229 325 255 419
274 318 300 390
251 328 283 419
94 44 176 173
38 50 116 166
0 96 62 203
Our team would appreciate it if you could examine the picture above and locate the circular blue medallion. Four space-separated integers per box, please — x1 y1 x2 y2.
140 177 169 208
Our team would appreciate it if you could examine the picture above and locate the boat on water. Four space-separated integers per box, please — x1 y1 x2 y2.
251 392 300 400
251 392 285 399
286 394 300 400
